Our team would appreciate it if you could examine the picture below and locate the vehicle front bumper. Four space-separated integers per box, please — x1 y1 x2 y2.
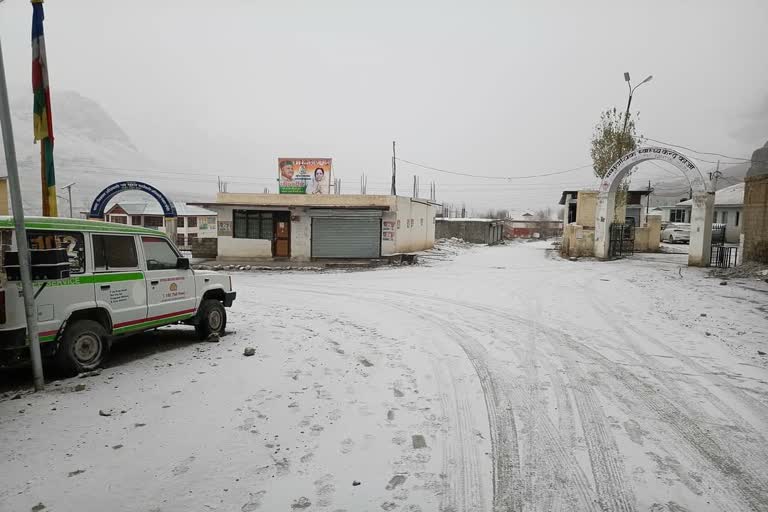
224 291 237 307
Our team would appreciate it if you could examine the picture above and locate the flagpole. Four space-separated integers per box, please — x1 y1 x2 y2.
0 36 46 391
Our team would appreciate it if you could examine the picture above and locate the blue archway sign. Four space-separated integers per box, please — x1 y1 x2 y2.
89 181 177 218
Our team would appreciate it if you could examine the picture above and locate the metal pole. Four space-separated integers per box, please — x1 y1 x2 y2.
67 185 72 217
391 141 396 196
0 37 45 390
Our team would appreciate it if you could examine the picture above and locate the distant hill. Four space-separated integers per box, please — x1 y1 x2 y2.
1 91 209 216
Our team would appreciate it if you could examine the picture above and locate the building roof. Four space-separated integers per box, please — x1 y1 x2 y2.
675 183 744 207
0 216 172 237
107 202 216 217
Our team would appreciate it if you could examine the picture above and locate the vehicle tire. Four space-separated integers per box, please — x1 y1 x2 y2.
55 320 110 375
195 299 227 340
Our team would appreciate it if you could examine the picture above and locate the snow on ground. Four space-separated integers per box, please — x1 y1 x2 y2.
1 242 768 512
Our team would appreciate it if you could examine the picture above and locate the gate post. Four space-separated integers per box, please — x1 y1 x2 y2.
165 216 178 247
688 191 715 266
594 191 614 259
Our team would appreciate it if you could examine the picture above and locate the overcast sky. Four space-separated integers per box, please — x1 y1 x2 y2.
1 0 767 211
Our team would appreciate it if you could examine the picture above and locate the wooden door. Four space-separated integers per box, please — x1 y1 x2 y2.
273 214 290 257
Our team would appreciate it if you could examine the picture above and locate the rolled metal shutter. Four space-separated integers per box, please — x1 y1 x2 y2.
312 217 381 258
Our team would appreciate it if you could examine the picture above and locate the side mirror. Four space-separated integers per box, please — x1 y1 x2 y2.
176 257 190 270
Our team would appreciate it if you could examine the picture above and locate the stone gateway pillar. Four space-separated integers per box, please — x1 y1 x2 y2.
743 141 768 264
688 191 715 266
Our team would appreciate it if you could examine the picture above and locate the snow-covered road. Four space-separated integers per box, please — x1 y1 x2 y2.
2 241 768 512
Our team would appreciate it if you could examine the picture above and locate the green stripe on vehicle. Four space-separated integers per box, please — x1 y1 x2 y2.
40 334 56 342
112 313 195 335
29 272 144 287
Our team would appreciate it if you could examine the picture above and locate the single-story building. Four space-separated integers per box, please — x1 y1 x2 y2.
90 201 218 253
435 218 504 244
558 189 661 258
560 188 652 227
190 193 438 261
661 183 744 244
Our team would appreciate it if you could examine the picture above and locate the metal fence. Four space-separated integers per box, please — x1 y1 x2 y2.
609 223 635 259
710 245 738 268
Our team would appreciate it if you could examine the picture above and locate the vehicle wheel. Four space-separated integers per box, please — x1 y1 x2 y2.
195 299 227 340
55 320 109 375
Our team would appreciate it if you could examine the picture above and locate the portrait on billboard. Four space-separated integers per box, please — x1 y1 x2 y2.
278 158 332 194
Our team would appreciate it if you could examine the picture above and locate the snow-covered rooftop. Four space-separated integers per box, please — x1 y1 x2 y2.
676 183 744 207
108 202 216 217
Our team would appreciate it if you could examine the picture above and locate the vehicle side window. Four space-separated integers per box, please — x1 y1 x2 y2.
141 236 179 270
27 231 86 274
93 235 139 270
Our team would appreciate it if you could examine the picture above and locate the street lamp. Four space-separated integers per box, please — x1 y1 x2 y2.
61 182 76 217
622 72 653 133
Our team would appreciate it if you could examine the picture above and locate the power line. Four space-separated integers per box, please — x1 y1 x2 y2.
395 158 593 180
640 136 759 164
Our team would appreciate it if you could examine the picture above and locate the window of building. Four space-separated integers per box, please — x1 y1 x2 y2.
27 231 86 274
176 234 186 246
670 209 687 223
93 235 139 270
721 211 728 224
233 210 273 239
713 211 717 223
131 216 142 226
187 216 197 228
109 215 127 224
144 216 164 229
736 210 740 226
188 233 198 244
142 236 180 270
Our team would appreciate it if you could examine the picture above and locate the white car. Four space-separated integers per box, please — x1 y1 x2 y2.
660 222 690 244
0 216 236 373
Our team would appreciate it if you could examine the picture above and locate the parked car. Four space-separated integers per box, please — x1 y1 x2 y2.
660 222 690 244
0 216 236 373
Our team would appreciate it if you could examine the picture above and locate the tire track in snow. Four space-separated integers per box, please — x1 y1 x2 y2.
395 288 768 511
342 286 604 511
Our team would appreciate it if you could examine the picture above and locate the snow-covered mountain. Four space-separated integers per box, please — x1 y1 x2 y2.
1 91 209 216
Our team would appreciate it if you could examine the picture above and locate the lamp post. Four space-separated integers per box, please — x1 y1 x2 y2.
622 72 653 133
61 182 76 217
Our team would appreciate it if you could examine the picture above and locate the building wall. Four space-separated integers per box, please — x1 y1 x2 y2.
190 238 218 259
214 205 274 259
561 225 594 257
575 191 597 228
436 220 496 244
743 175 768 263
392 197 436 253
292 208 312 261
0 178 9 215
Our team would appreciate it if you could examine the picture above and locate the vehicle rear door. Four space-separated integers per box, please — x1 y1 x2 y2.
91 234 147 333
140 236 196 327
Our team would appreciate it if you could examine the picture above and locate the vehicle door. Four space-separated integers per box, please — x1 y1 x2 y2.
140 236 196 326
91 234 147 333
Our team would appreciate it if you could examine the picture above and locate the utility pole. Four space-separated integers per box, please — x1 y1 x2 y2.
0 36 45 390
61 182 75 218
391 141 397 196
646 179 652 217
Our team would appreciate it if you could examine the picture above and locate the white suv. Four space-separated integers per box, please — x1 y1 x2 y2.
0 216 236 373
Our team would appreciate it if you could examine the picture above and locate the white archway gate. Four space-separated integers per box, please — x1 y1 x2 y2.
594 147 715 266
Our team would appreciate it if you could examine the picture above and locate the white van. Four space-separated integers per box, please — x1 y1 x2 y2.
0 216 235 373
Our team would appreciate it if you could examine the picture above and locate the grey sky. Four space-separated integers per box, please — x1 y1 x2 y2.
1 0 766 211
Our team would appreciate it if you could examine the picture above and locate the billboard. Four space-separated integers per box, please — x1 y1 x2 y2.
278 158 332 195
